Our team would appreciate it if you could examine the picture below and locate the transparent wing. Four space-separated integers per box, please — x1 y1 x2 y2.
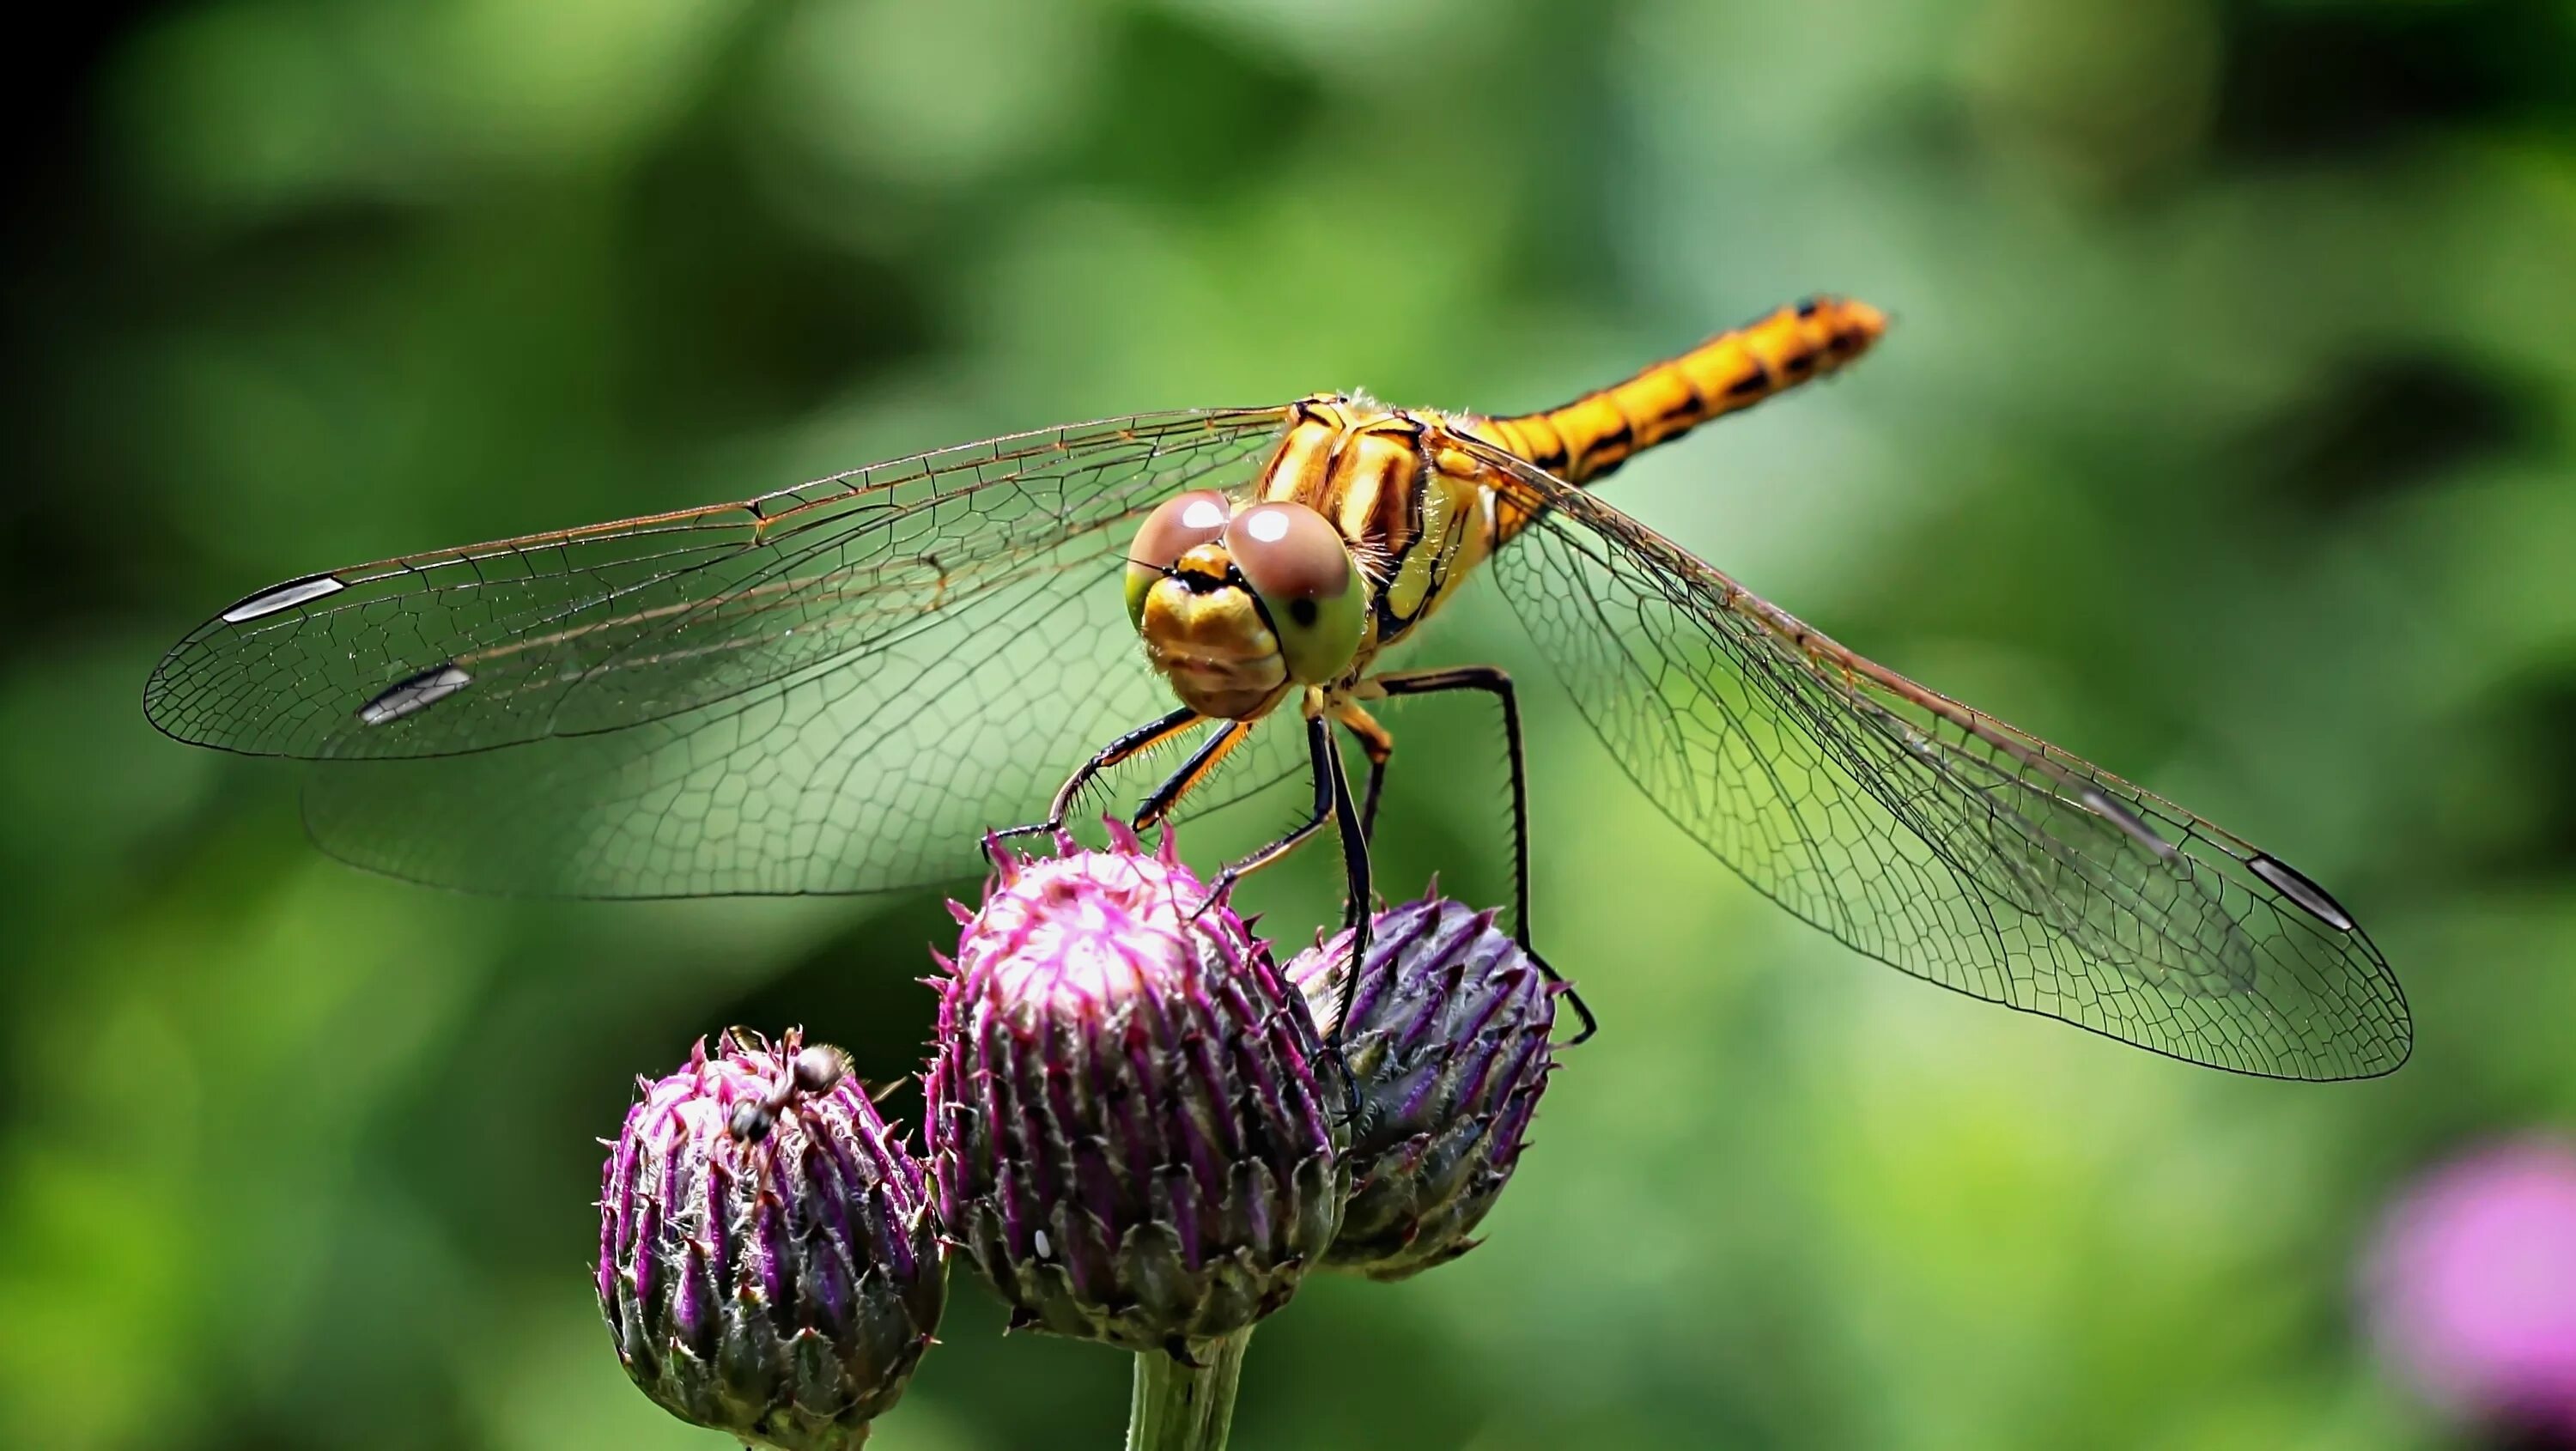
1466 442 2410 1080
293 555 1303 898
146 410 1285 760
148 408 1302 897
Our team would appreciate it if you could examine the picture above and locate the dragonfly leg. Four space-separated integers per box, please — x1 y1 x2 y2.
1325 712 1372 956
1193 713 1338 900
1334 701 1395 842
1370 665 1596 1044
994 705 1201 843
1129 718 1255 834
1188 712 1375 1038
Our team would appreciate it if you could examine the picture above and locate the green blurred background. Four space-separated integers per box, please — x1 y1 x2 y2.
8 0 2576 1447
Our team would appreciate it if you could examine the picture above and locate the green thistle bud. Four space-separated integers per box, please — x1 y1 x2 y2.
1285 892 1561 1280
599 1028 945 1450
926 826 1347 1355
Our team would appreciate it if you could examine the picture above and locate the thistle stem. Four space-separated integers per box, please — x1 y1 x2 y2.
1125 1327 1254 1451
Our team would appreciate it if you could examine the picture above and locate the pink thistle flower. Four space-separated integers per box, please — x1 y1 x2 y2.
599 1028 945 1450
925 824 1346 1356
2368 1136 2576 1443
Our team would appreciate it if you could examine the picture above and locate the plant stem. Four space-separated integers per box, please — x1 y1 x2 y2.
1125 1327 1255 1451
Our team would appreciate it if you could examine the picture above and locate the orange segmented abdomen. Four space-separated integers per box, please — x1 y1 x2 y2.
1477 296 1887 502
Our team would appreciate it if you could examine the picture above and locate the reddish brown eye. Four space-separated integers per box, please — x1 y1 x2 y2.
1125 490 1234 628
1227 503 1352 606
1129 490 1233 568
1228 503 1365 683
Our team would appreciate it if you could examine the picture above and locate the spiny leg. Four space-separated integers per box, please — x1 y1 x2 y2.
1368 667 1532 938
1195 712 1338 901
1130 717 1255 835
1323 709 1372 968
1317 734 1373 1087
1336 701 1395 842
1370 665 1596 1044
996 704 1201 843
1187 711 1376 1034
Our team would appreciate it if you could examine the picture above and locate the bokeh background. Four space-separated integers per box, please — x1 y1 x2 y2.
9 1 2576 1447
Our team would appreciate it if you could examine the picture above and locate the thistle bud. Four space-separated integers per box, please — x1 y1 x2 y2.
599 1028 945 1450
1285 892 1559 1280
927 827 1346 1354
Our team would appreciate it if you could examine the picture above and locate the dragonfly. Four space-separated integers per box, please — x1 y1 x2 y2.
144 297 2410 1080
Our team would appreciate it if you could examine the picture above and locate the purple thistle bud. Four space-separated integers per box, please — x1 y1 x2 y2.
2366 1135 2576 1445
1285 891 1560 1281
926 826 1347 1355
599 1028 945 1451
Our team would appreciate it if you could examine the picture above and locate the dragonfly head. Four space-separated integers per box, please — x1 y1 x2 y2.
1126 491 1367 719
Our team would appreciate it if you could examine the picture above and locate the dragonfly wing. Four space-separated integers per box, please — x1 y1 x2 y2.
294 536 1229 896
147 410 1285 760
1468 444 2410 1079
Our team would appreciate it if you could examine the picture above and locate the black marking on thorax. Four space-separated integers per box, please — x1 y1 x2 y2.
1268 404 1459 658
1367 416 1453 651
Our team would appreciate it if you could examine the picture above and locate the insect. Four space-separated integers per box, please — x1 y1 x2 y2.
725 1031 851 1145
145 298 2409 1079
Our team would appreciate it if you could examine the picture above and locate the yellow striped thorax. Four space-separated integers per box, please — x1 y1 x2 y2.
1124 295 1889 722
1259 398 1498 653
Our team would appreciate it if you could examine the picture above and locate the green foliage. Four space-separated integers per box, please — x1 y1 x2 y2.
9 0 2576 1447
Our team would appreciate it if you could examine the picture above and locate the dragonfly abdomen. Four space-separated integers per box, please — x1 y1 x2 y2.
1478 296 1887 495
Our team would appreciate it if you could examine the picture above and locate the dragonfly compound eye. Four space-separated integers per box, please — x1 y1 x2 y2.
1125 489 1233 626
1228 502 1365 684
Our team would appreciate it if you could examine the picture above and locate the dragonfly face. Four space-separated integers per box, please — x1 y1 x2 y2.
143 294 2413 1079
1125 492 1366 719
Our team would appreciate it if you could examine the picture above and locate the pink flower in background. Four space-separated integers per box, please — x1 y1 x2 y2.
2368 1137 2576 1442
